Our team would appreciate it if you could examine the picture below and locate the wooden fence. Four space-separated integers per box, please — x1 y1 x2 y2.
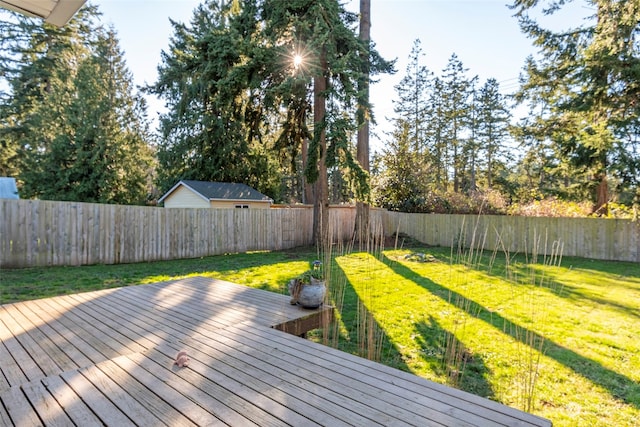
1 199 638 268
0 200 310 268
383 212 640 262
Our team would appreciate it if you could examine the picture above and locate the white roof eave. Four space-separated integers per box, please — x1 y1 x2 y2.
0 0 86 27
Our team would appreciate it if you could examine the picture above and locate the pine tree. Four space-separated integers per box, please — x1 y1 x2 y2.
261 0 393 245
373 120 431 212
465 76 480 192
476 78 512 189
373 41 434 210
354 0 372 246
440 54 474 193
151 1 271 194
152 0 392 244
0 12 25 176
64 29 153 204
0 6 153 204
0 8 90 183
393 39 432 155
511 0 640 214
428 76 449 190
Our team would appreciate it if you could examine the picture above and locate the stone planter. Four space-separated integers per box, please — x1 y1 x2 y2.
298 279 326 308
288 278 326 309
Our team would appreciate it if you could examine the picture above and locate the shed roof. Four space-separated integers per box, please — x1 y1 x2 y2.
0 177 19 199
158 180 272 204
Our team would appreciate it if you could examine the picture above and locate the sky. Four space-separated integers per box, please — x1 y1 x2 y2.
94 0 583 150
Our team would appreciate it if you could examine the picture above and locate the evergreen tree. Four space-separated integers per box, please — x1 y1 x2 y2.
150 0 274 195
511 0 640 214
465 76 480 192
65 29 153 204
374 40 435 210
476 78 512 189
354 0 372 246
152 0 392 244
0 8 90 181
0 12 25 176
428 76 449 190
262 0 392 245
375 44 518 212
510 89 594 204
0 6 154 204
440 54 474 193
373 120 431 212
393 39 432 155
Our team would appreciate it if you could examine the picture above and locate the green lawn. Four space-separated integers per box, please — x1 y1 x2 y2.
1 245 638 427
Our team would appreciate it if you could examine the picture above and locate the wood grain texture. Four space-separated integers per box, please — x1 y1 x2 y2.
0 277 551 426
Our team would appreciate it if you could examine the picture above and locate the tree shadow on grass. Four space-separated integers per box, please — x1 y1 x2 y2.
414 315 496 399
473 250 640 321
326 254 494 399
383 253 640 409
323 262 412 374
520 263 640 320
0 247 320 304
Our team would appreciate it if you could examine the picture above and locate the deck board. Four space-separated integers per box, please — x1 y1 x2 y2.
2 303 72 375
209 324 478 427
244 322 523 424
16 297 100 368
96 358 199 427
134 349 276 427
0 334 26 389
250 323 551 426
0 315 46 383
10 301 88 371
59 368 136 427
0 399 12 426
151 341 355 427
112 353 226 427
41 375 104 426
20 379 75 427
0 383 42 426
0 276 552 426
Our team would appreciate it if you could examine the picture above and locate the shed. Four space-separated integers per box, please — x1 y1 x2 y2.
0 177 19 199
159 180 272 209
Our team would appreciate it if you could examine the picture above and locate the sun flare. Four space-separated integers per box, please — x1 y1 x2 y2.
289 48 311 76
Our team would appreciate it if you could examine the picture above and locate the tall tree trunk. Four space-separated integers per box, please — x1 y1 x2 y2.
354 0 371 249
313 49 329 248
487 148 493 188
594 172 608 216
469 153 477 192
302 137 314 204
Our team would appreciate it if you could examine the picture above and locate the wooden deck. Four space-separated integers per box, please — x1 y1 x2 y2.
0 276 552 426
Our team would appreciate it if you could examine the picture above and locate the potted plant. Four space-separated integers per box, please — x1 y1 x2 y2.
288 260 326 308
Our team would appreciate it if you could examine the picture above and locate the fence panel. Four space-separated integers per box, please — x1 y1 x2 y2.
1 200 638 268
384 212 640 262
0 200 316 268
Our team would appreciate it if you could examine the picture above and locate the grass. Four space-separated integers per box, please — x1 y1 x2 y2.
0 249 318 303
1 245 639 426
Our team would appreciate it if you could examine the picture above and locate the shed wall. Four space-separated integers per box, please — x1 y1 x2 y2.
163 186 209 208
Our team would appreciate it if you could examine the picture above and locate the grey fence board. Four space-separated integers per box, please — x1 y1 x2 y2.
0 200 319 268
1 200 638 269
384 212 640 262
